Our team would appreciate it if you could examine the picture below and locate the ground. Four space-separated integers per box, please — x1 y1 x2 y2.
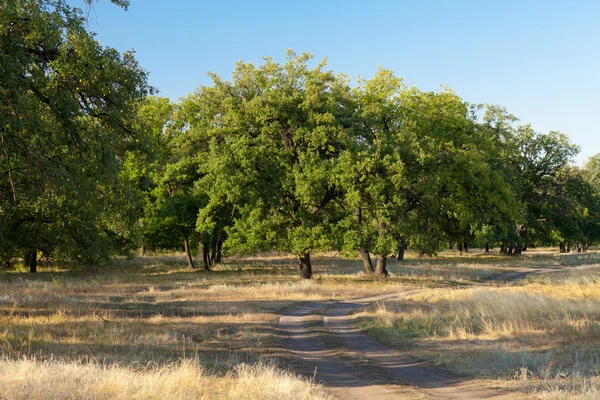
0 249 598 399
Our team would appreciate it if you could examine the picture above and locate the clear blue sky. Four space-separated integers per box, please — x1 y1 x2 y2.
83 0 599 165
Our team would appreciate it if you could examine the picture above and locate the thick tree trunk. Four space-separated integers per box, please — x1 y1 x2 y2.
457 241 463 253
210 244 216 265
202 245 211 271
375 254 389 277
513 243 522 255
500 241 508 255
183 238 196 269
567 242 571 253
485 242 490 254
359 249 374 274
507 243 514 255
23 249 37 273
299 252 312 279
397 238 405 261
464 242 469 253
559 242 566 253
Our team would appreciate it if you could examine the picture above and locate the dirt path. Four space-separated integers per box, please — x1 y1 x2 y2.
279 267 558 399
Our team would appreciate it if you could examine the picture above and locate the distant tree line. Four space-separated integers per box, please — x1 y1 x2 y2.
2 3 599 275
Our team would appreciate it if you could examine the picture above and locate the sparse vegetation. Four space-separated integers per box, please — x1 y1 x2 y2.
0 358 332 400
358 251 600 399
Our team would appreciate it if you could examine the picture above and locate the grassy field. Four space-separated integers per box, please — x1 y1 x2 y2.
0 249 598 399
358 250 600 399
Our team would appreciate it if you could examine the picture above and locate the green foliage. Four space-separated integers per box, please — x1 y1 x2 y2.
2 10 598 273
0 0 149 266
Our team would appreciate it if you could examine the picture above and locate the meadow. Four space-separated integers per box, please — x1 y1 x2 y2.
0 249 598 399
358 250 600 399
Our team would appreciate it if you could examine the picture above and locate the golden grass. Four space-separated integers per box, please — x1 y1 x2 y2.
0 357 332 400
358 259 600 399
2 249 598 399
0 255 404 399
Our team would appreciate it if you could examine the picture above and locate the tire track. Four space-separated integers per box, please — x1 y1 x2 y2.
279 267 560 399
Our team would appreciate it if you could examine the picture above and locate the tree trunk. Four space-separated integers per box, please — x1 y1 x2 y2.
513 243 522 255
215 230 223 264
500 241 508 255
359 249 374 274
202 245 211 271
210 244 216 265
464 242 469 253
559 242 565 253
375 254 389 277
184 238 196 269
577 243 582 253
448 241 454 250
507 243 514 255
485 242 490 254
457 241 463 253
299 252 312 279
522 243 528 251
397 238 406 261
567 242 571 253
23 249 37 273
140 243 146 257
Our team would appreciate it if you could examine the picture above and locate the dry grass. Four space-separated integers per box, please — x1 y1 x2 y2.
0 255 403 399
0 357 332 400
358 255 600 399
2 249 598 399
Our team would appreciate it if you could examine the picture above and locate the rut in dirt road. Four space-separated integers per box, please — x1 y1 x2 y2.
279 268 561 399
280 293 510 400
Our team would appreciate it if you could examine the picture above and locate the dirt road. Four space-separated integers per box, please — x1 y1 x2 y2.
279 267 559 399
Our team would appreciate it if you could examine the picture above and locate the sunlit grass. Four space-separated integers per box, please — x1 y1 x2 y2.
0 357 332 400
2 249 599 398
358 260 600 399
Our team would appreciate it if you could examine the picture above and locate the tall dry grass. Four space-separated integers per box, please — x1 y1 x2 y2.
360 263 600 399
0 357 331 400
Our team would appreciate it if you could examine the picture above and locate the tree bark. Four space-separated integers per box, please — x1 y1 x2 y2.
500 241 508 255
457 241 463 253
375 254 389 277
299 252 312 279
513 243 522 255
359 249 374 274
567 242 571 253
183 238 196 269
485 242 490 254
559 242 565 253
140 243 145 257
397 238 406 261
202 245 211 271
507 243 514 255
464 242 469 253
215 229 223 264
23 249 37 273
210 243 216 265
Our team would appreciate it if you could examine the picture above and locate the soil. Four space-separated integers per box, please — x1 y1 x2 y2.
278 267 559 399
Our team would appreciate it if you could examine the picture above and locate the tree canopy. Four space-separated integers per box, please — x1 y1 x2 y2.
1 3 598 275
